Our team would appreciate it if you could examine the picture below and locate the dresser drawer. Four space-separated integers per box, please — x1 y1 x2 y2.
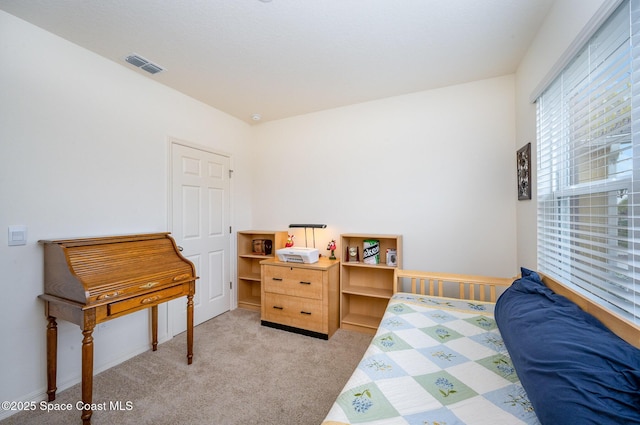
263 293 323 332
263 265 323 299
108 285 186 316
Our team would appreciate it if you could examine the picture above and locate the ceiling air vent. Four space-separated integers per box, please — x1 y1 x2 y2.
124 53 165 75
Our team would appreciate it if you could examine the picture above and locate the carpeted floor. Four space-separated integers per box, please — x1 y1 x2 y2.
1 309 372 425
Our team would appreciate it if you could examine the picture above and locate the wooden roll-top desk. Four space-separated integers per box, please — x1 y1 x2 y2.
38 233 198 424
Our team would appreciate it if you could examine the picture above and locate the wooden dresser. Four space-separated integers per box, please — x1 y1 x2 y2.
260 257 340 339
38 233 197 424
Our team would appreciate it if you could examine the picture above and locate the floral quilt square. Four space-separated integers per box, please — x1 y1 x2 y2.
423 309 458 324
421 325 463 343
379 315 416 332
372 332 412 352
359 353 408 380
476 354 520 383
483 384 540 424
335 382 400 423
414 371 478 406
464 314 497 331
417 344 470 369
468 330 506 353
386 301 416 315
463 301 491 312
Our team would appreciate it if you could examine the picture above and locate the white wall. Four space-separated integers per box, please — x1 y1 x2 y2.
515 0 612 269
1 0 619 417
0 11 253 416
251 76 518 277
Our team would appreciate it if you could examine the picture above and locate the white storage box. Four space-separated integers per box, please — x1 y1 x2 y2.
276 247 320 264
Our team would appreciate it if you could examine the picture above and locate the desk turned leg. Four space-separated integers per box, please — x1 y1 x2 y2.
151 305 158 351
45 316 57 401
187 294 194 365
81 325 95 424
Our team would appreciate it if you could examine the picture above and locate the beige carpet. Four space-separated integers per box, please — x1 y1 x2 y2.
2 309 372 425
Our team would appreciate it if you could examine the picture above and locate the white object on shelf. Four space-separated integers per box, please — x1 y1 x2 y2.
276 247 319 264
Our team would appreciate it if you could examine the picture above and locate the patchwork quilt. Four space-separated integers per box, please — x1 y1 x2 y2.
322 293 541 425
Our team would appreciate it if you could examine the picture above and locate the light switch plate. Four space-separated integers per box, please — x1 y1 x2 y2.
8 225 27 246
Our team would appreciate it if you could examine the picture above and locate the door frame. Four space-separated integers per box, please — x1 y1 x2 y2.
166 136 236 337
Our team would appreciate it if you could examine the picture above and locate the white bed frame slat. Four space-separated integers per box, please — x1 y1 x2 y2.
395 269 512 303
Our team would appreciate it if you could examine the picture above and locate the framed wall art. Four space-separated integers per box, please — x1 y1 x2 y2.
517 142 531 200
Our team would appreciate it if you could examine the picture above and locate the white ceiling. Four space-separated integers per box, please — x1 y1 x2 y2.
0 0 555 124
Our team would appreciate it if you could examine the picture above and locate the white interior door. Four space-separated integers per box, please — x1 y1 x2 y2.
170 142 231 334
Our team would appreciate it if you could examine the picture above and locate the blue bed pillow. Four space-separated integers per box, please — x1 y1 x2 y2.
495 268 640 425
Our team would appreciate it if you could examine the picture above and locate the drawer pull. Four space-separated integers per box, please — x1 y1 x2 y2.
300 311 312 315
299 281 311 285
97 291 120 300
141 295 161 305
172 273 192 282
139 282 159 289
272 277 283 281
272 306 283 310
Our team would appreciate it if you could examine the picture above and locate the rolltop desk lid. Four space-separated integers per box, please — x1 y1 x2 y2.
39 232 197 307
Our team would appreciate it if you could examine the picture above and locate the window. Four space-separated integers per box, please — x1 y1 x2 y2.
537 0 638 323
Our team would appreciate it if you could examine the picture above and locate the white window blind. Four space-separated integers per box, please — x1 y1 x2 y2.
537 0 639 323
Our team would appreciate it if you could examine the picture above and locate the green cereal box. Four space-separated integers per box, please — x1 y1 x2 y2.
362 239 380 264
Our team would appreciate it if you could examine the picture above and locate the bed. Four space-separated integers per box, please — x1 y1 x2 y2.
323 268 640 425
